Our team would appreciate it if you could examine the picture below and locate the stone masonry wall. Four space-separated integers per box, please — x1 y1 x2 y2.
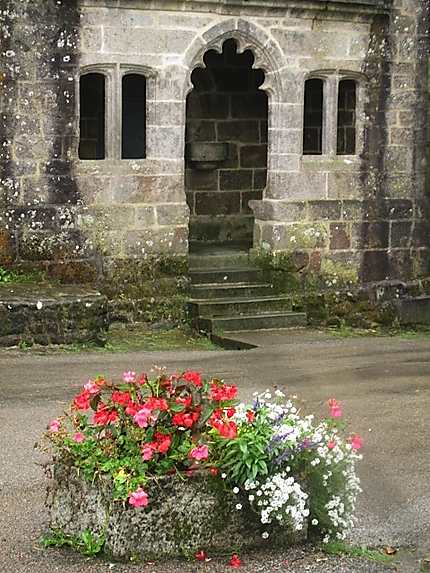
0 1 87 280
1 0 429 287
185 39 268 246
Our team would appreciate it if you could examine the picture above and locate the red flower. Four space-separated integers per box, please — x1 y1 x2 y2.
172 406 201 429
154 432 172 454
111 391 131 406
175 395 192 408
73 390 91 411
209 467 219 476
226 407 236 418
93 403 118 426
210 382 238 402
125 401 139 416
210 418 237 439
182 371 202 387
145 397 168 411
246 410 255 423
195 550 207 561
229 554 242 567
138 373 147 385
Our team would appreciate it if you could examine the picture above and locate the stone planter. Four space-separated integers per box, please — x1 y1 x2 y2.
47 464 306 560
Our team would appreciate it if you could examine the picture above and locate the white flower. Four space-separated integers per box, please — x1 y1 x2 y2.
36 301 43 310
235 503 242 510
262 531 269 539
248 494 255 501
221 473 227 479
233 487 239 494
312 518 319 525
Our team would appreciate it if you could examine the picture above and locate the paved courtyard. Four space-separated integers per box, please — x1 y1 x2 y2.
0 330 429 572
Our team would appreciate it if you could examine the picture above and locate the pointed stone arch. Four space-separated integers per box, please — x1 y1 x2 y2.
183 18 284 99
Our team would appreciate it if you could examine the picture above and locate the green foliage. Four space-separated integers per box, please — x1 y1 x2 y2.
40 528 105 556
0 265 44 284
322 541 394 564
214 410 272 483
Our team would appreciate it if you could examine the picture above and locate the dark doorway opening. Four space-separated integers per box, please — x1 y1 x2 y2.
185 39 267 252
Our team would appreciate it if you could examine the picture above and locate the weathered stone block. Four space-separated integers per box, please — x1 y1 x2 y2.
123 227 188 256
217 121 260 143
231 93 268 119
240 145 267 168
195 191 241 215
360 250 389 282
187 93 229 119
185 169 218 191
308 201 342 221
330 223 351 250
111 175 183 204
390 221 412 248
352 222 389 249
186 120 216 142
250 200 306 222
219 170 253 191
48 464 305 561
156 203 189 226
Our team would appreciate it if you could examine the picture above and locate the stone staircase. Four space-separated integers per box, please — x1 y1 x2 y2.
188 247 307 341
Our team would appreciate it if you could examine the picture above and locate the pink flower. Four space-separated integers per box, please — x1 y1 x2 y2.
123 370 136 383
49 419 60 432
83 379 100 395
327 440 336 450
73 432 85 443
128 487 149 508
328 398 342 418
349 434 363 450
134 407 152 428
141 443 155 461
190 445 209 461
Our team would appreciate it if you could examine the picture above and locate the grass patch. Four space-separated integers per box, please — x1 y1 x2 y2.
11 324 221 354
322 541 394 565
0 265 45 284
326 324 430 340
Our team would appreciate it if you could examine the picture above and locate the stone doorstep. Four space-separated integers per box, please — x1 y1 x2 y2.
48 464 306 560
188 295 293 318
190 282 274 298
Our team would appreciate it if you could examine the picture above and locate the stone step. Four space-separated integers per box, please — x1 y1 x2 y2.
188 295 292 318
189 267 264 284
189 252 252 270
190 282 274 299
198 311 307 333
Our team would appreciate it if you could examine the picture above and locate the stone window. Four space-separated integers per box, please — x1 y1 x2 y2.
78 64 153 161
122 74 146 159
303 79 324 155
337 79 356 155
79 73 105 160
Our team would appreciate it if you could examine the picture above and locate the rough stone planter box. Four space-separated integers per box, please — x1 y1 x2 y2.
48 464 306 560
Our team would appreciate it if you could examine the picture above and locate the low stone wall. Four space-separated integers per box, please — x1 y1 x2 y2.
48 464 305 560
0 284 108 346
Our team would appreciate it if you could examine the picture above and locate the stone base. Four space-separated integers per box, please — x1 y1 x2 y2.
47 464 306 561
0 285 108 346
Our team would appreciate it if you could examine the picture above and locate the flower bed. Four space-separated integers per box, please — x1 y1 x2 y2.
41 369 362 562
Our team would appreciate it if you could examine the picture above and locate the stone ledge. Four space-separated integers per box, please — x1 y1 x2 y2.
47 464 306 560
0 284 108 346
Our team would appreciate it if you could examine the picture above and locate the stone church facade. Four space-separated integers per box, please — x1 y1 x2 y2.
0 0 429 285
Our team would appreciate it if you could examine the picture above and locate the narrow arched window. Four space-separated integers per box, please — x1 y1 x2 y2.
122 74 146 159
337 79 356 155
303 78 323 155
79 73 105 160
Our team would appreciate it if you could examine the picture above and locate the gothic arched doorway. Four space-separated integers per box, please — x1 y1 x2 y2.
185 39 268 252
